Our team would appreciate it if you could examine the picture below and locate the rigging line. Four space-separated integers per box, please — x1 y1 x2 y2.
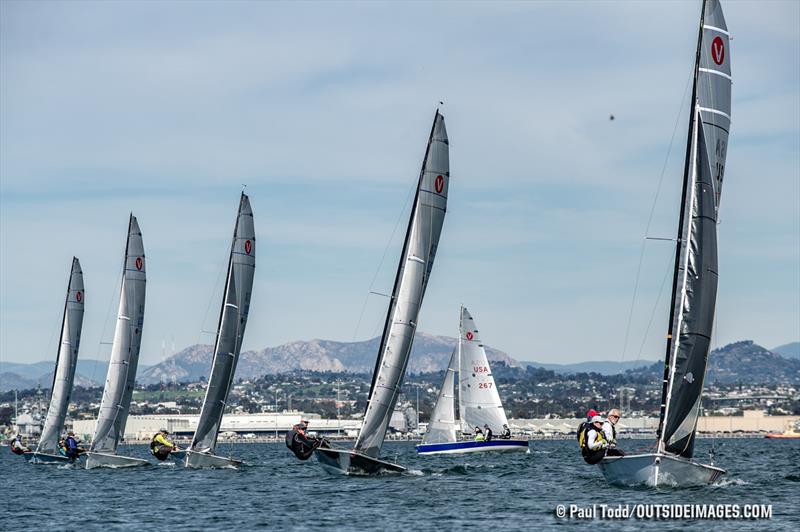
195 239 231 349
351 179 418 343
619 71 694 365
91 241 128 386
632 247 676 369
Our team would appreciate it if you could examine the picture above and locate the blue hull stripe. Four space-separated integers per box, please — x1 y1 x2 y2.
416 440 528 453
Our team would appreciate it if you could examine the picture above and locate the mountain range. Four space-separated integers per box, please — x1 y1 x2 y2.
2 336 798 391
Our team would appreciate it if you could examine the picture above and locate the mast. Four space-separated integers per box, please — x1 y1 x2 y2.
656 0 707 452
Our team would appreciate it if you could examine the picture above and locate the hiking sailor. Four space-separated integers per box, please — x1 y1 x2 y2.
579 415 609 465
286 419 323 460
150 428 179 461
602 409 625 456
500 424 512 439
64 431 85 461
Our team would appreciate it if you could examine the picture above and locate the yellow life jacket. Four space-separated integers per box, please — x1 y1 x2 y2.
579 426 606 451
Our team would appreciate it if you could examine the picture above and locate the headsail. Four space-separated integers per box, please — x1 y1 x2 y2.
90 215 146 453
657 0 730 459
458 307 509 434
190 193 256 454
37 258 85 454
354 111 449 457
421 348 458 445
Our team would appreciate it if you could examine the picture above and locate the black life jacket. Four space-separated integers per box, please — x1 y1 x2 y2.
576 422 589 445
284 429 295 450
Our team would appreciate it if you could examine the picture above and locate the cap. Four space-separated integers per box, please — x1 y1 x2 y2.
591 416 604 424
159 428 169 434
587 409 598 418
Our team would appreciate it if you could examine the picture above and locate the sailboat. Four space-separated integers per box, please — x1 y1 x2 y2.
599 0 731 487
23 258 85 465
417 306 528 455
86 214 149 469
185 193 255 468
315 110 450 475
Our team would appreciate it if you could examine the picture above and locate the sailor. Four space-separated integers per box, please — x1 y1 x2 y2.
150 428 178 461
286 419 322 461
9 435 29 455
579 415 608 464
483 424 493 442
500 424 512 439
474 426 485 442
58 437 68 456
576 409 598 444
64 431 85 461
602 409 625 457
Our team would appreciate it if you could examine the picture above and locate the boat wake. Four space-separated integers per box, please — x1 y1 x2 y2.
712 478 749 487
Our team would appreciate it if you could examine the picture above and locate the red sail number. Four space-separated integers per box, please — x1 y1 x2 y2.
478 382 493 389
434 175 444 193
244 240 252 255
135 257 143 271
466 331 474 341
711 36 725 65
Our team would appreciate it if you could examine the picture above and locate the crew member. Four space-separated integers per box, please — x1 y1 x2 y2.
64 431 85 461
150 428 178 461
9 435 29 455
576 409 598 444
286 419 322 460
602 409 625 457
580 415 608 464
500 424 512 439
483 424 493 442
474 426 484 442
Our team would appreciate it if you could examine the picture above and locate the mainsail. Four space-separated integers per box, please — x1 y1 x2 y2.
458 306 509 434
190 193 256 454
90 215 146 453
37 258 85 454
657 0 731 459
421 348 458 445
354 111 449 457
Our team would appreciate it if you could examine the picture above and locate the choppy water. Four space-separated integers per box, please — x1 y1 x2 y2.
2 438 798 530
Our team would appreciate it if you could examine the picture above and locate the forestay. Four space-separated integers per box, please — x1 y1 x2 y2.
90 215 146 453
37 258 85 454
354 112 450 458
421 348 458 445
190 193 256 454
458 307 509 434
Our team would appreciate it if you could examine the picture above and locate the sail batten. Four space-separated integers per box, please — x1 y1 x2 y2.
90 215 146 453
190 194 256 454
355 112 449 458
37 258 85 454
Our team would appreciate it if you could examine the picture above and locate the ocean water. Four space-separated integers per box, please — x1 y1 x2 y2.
2 438 798 530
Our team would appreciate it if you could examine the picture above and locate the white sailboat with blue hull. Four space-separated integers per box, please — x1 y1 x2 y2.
599 0 731 487
417 307 528 455
86 215 149 469
315 110 450 475
23 258 85 465
185 193 255 469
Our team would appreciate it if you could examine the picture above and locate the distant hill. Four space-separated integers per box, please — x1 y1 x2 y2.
137 332 520 385
772 342 800 360
0 360 124 392
525 360 655 375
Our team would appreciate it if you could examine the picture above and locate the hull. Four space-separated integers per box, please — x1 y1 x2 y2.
417 439 529 455
599 453 725 487
316 447 406 476
85 451 150 469
22 451 73 465
185 450 242 469
765 433 800 439
169 450 187 462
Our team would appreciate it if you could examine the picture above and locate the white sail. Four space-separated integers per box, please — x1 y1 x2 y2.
421 348 458 445
90 214 146 453
458 306 509 434
190 193 256 454
37 258 85 454
354 111 450 458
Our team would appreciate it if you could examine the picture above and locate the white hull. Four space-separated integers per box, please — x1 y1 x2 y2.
85 451 150 469
599 453 725 487
185 450 242 469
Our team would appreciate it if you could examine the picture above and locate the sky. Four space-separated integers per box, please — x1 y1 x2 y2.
1 1 798 367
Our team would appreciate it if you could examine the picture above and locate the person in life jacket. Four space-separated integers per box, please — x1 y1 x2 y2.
150 428 178 461
286 420 323 461
500 424 512 439
579 416 609 465
9 435 29 455
483 424 493 442
602 409 625 457
474 426 485 442
575 409 598 444
64 432 86 461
